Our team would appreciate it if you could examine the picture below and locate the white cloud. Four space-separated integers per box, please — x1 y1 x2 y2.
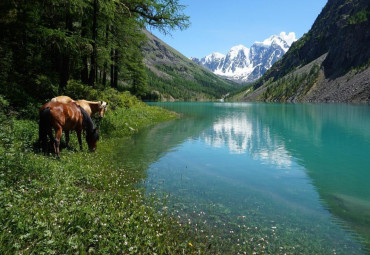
279 32 297 46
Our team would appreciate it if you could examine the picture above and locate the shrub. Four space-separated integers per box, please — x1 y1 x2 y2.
100 88 140 110
348 8 369 25
64 80 99 100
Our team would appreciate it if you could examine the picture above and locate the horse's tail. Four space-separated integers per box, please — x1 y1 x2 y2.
39 107 51 153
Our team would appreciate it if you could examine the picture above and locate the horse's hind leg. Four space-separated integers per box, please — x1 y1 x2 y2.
76 130 83 151
54 128 62 159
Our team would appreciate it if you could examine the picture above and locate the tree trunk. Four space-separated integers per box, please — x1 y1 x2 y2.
102 25 109 86
59 10 73 90
89 0 98 86
59 53 70 90
81 55 89 84
113 49 119 88
80 18 89 84
103 63 107 86
110 48 115 87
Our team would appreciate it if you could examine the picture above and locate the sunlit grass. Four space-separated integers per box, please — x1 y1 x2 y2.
0 102 209 254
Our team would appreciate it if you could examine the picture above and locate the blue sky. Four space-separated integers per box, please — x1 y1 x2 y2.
149 0 327 58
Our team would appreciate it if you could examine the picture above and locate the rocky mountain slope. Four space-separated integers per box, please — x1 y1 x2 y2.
232 0 370 103
191 32 296 83
141 30 239 101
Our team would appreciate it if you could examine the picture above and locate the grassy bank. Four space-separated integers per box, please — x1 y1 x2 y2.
0 94 207 254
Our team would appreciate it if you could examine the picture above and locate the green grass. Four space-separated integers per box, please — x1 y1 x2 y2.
0 96 212 254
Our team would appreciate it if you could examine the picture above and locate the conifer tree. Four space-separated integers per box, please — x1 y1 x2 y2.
0 0 189 107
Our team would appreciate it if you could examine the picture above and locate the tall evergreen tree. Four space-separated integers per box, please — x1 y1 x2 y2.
0 0 189 108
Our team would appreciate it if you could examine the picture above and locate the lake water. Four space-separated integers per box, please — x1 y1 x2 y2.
117 102 370 254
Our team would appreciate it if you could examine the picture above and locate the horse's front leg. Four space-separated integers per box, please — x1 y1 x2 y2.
55 127 62 159
77 130 83 151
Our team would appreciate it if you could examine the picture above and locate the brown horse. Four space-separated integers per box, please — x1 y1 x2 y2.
51 96 108 118
39 102 99 159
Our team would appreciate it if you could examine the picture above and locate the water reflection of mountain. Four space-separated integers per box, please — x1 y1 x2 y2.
119 102 370 250
265 104 370 250
202 103 370 250
203 114 292 168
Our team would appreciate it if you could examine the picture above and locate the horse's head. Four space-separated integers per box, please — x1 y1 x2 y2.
86 128 99 152
98 101 108 118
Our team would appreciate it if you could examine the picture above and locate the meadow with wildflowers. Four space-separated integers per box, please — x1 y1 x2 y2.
0 93 214 254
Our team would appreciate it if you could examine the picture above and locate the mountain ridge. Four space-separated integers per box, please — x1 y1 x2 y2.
232 0 370 103
191 32 296 83
141 30 239 101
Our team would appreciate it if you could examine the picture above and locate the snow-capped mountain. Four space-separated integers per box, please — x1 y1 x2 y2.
190 32 296 83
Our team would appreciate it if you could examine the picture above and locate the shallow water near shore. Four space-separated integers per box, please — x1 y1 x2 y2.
117 102 370 254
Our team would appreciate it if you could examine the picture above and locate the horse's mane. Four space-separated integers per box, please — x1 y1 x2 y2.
79 106 98 139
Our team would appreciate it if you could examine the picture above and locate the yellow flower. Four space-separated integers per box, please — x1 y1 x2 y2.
189 242 193 247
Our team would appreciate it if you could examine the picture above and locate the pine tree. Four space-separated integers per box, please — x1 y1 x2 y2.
0 0 189 111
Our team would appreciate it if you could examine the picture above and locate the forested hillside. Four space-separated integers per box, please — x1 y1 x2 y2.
0 0 189 116
142 30 239 101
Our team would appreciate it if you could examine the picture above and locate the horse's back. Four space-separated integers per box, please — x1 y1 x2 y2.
76 100 92 116
51 95 74 104
41 102 82 130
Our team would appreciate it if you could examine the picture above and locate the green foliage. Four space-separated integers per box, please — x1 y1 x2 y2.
288 32 312 53
227 83 254 100
0 95 10 119
100 104 177 137
348 8 370 25
100 89 140 110
261 64 320 101
65 80 99 101
0 0 190 114
145 65 238 101
349 58 370 74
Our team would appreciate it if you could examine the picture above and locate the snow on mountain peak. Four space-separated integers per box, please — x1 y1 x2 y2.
230 44 248 51
229 45 249 59
255 32 296 52
203 52 225 64
191 32 296 83
210 52 225 59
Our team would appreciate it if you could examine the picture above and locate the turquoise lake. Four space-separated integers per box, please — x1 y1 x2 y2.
117 102 370 254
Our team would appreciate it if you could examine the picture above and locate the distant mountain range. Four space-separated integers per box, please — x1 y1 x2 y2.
190 32 296 83
232 0 370 103
141 0 370 103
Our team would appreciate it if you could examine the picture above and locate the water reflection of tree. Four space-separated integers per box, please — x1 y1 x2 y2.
114 103 218 178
